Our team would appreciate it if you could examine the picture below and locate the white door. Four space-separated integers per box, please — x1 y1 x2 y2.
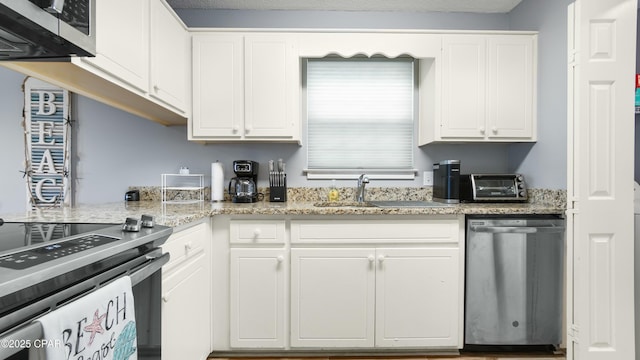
191 34 244 139
567 1 636 359
440 35 487 139
375 248 460 348
229 248 286 348
84 0 148 92
162 252 211 360
290 248 375 348
486 35 535 140
149 0 189 113
244 34 299 139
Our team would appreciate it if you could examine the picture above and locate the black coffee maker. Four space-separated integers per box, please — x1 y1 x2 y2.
228 160 259 203
432 160 460 204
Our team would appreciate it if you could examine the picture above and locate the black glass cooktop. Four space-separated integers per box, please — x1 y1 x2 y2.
0 221 117 255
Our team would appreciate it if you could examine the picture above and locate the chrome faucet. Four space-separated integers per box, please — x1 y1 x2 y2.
355 174 370 203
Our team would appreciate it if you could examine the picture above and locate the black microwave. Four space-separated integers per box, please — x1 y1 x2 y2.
0 0 95 60
460 174 528 202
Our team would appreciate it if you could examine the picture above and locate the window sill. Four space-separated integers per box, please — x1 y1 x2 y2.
304 169 417 180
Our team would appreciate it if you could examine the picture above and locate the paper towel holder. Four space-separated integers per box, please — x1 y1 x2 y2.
211 161 225 202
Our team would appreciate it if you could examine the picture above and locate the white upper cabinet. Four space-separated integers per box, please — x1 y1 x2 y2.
421 33 537 144
149 0 190 114
190 32 301 142
486 35 535 140
2 0 189 125
440 35 487 140
80 0 149 92
244 35 300 139
192 34 244 138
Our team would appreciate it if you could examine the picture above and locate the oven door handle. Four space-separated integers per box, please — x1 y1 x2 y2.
130 252 169 286
469 225 565 234
0 252 169 360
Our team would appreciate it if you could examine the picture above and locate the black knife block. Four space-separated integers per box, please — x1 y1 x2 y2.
269 178 287 202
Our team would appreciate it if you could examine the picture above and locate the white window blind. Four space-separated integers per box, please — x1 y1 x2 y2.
306 58 415 179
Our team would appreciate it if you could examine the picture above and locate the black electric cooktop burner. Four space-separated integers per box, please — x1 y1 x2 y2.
0 234 120 270
0 221 117 257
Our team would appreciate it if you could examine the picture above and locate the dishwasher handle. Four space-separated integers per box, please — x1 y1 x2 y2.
469 225 566 234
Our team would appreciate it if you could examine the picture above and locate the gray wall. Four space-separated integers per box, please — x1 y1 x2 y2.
179 9 510 30
507 0 570 189
0 2 568 213
0 69 30 214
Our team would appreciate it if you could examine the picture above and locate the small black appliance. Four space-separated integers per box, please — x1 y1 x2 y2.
125 189 140 201
229 160 259 203
433 160 460 203
460 173 528 202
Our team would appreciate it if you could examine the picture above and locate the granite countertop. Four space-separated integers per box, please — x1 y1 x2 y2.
0 187 566 227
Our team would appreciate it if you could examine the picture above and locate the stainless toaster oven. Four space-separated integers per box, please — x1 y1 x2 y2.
459 174 528 202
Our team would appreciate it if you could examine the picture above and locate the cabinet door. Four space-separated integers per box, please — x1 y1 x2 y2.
192 34 244 139
80 0 148 92
487 35 535 140
149 0 189 113
244 35 300 139
229 249 286 348
441 35 486 139
375 248 460 348
162 251 211 360
290 248 375 348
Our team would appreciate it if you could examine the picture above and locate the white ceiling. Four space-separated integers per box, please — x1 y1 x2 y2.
166 0 524 13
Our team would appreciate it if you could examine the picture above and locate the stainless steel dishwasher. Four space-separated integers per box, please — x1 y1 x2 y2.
464 215 565 350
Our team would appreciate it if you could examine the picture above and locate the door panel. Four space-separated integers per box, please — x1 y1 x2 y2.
375 248 460 347
290 248 375 348
229 249 286 348
441 35 486 139
567 1 636 359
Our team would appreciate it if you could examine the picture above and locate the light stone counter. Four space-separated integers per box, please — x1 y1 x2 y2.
0 187 566 227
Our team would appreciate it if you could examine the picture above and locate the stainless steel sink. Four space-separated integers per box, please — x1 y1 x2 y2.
313 200 452 208
313 201 375 208
368 200 453 208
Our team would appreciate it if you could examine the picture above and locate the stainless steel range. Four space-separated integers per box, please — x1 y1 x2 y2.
0 218 172 360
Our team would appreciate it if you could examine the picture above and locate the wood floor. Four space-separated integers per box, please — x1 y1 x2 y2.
208 352 567 360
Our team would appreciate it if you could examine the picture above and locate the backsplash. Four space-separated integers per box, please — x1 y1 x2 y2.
130 186 567 208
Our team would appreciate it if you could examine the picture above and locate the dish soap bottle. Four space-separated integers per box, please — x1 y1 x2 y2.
328 180 339 202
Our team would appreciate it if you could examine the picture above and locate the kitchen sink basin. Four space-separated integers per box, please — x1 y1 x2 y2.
313 201 375 207
313 200 453 208
368 200 453 208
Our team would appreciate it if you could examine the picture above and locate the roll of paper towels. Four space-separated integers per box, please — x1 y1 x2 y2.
212 162 224 202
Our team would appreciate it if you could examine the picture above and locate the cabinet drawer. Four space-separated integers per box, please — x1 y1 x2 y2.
162 222 208 273
230 220 286 244
291 219 461 244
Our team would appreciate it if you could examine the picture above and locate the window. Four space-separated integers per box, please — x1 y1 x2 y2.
305 57 416 179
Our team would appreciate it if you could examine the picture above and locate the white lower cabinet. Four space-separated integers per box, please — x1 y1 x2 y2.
290 248 376 348
211 216 464 353
290 247 460 348
375 248 460 347
161 221 211 360
229 248 287 348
